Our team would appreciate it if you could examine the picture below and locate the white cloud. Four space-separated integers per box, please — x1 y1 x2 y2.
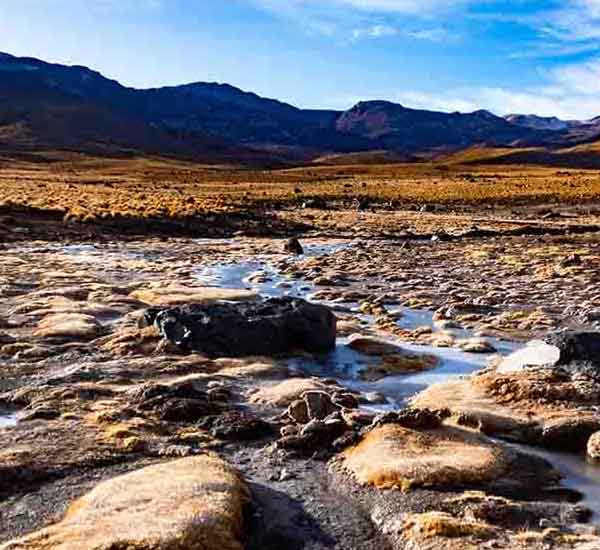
389 88 600 120
535 1 600 42
406 28 451 41
320 0 470 14
351 24 396 39
552 58 600 95
249 0 470 41
252 0 471 16
333 56 600 119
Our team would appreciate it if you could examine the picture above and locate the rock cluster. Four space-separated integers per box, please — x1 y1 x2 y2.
277 385 363 456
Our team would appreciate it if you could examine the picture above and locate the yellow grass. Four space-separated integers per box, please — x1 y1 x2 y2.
2 152 600 224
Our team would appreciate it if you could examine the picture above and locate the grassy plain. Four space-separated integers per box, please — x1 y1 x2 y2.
2 151 600 228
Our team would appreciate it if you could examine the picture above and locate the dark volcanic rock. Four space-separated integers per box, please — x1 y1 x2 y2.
372 408 450 431
127 381 221 422
547 331 600 367
198 411 273 441
149 297 336 357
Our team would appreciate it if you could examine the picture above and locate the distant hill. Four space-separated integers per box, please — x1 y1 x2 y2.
505 114 574 132
504 113 600 143
0 51 599 165
335 102 556 152
443 141 600 169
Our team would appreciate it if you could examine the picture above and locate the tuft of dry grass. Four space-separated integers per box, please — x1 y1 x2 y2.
403 511 497 540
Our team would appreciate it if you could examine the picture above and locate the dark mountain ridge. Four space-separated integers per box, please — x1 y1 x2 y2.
0 51 598 164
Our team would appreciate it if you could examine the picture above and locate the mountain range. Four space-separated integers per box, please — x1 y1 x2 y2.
1 51 599 165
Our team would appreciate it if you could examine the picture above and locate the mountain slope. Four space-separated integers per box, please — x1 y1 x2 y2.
335 102 559 153
443 141 600 169
1 51 599 165
0 57 271 162
504 114 574 131
505 113 600 143
0 52 347 151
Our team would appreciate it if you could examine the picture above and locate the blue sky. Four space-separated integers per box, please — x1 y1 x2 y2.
2 0 600 118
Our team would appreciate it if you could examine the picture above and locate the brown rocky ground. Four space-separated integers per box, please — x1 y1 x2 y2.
2 158 600 549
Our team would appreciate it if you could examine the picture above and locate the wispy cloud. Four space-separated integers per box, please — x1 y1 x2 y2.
252 0 473 16
522 1 600 43
552 57 600 96
351 24 396 39
349 24 450 41
394 57 600 119
406 28 451 42
249 0 468 41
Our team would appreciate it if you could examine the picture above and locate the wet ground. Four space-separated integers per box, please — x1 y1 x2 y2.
2 234 600 548
191 243 600 521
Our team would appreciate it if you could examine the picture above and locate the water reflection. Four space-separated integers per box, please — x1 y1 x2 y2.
0 411 18 428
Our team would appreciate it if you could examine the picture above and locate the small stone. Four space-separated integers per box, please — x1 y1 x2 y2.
587 431 600 460
458 338 497 354
287 399 310 424
303 391 337 420
301 419 326 436
284 238 304 255
361 392 388 405
279 468 294 481
331 392 359 409
280 425 299 437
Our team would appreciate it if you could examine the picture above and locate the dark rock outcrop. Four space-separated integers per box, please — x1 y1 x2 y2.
144 297 336 357
546 331 600 367
198 411 272 441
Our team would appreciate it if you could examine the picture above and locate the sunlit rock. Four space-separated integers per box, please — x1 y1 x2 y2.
34 313 103 340
497 340 561 373
131 284 258 307
340 424 508 490
1 456 249 550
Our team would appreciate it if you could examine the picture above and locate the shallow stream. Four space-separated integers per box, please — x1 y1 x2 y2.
3 238 599 521
193 239 600 520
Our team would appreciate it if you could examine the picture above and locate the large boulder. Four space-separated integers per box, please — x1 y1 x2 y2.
1 455 249 550
144 297 337 357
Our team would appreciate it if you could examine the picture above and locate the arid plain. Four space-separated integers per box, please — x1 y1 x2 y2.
2 153 600 550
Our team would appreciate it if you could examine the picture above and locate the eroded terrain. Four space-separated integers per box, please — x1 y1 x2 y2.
1 203 600 550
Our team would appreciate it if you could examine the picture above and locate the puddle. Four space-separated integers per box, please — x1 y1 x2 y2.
194 240 350 297
0 411 18 428
302 241 352 257
499 441 600 519
290 336 511 407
